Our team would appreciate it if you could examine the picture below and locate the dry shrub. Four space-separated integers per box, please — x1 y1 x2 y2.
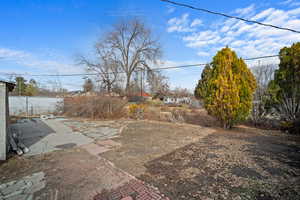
128 104 147 119
190 108 199 114
160 106 170 112
146 99 163 107
144 106 161 121
170 108 187 123
183 109 217 127
64 96 127 119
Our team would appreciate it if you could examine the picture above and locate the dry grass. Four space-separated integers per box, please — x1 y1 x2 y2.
63 96 127 119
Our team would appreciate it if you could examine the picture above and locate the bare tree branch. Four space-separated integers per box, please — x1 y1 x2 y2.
106 18 162 94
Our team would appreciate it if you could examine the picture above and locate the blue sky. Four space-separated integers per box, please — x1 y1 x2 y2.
1 0 300 90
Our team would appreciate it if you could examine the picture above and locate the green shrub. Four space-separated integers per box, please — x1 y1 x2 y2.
195 47 257 128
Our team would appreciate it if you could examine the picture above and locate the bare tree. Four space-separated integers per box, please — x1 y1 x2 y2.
79 42 119 93
251 64 277 125
147 70 169 96
83 78 94 92
105 19 161 94
252 64 277 100
172 87 191 98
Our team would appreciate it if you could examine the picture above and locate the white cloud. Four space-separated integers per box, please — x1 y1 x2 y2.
155 59 193 71
0 47 86 90
0 47 83 74
251 8 275 20
279 0 300 7
167 13 203 32
287 7 300 15
280 0 293 4
166 4 300 62
191 19 202 27
235 4 255 17
197 51 210 57
166 6 176 14
0 48 30 59
167 13 191 32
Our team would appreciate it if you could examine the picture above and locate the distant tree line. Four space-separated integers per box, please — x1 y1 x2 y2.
11 76 68 97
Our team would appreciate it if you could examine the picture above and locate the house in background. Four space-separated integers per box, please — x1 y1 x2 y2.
0 80 15 160
163 96 191 105
138 92 152 100
128 92 152 102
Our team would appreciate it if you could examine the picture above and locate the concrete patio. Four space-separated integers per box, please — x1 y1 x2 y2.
10 118 93 156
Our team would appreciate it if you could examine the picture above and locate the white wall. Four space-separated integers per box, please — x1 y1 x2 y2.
9 96 63 116
0 83 8 160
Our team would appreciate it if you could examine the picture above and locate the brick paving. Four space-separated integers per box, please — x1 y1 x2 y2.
0 172 45 200
93 179 170 200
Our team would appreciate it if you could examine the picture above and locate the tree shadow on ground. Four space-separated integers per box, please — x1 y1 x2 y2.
9 118 55 150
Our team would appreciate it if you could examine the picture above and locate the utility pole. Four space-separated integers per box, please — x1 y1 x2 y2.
26 96 28 118
140 69 143 97
19 80 21 96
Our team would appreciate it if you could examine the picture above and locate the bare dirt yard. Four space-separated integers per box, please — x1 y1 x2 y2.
1 112 300 200
101 121 215 176
0 147 133 200
101 121 300 200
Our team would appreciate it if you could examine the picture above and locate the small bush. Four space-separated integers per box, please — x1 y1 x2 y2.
128 104 147 119
64 96 127 119
144 107 161 121
280 117 300 135
146 99 163 107
289 118 300 134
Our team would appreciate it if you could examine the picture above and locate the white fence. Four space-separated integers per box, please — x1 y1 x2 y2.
9 96 63 116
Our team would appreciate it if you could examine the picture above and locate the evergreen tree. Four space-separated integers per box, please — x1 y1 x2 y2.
83 78 94 92
201 47 256 128
15 76 27 96
194 64 211 99
25 79 38 96
266 42 300 121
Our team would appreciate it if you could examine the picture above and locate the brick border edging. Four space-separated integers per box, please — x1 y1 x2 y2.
93 179 170 200
89 156 170 200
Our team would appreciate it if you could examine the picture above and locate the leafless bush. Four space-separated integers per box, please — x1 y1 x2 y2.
250 64 277 126
170 109 187 123
276 91 300 122
64 96 127 119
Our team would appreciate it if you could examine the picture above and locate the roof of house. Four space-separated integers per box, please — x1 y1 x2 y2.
138 92 151 97
0 80 15 92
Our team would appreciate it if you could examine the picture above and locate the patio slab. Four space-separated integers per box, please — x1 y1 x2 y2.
10 119 93 156
0 172 45 200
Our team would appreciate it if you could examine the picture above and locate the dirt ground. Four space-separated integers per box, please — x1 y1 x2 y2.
1 114 300 200
101 120 215 176
0 148 133 200
101 121 300 200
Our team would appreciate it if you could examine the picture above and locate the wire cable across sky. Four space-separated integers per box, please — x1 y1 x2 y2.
160 0 300 34
0 55 279 77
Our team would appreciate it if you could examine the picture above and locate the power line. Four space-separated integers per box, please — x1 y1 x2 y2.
0 54 279 77
160 0 300 34
244 54 279 60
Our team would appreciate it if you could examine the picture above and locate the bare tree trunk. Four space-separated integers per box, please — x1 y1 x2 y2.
107 83 111 94
126 78 131 95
